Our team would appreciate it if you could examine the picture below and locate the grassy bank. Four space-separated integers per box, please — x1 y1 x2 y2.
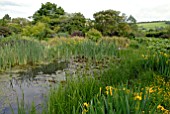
137 22 168 31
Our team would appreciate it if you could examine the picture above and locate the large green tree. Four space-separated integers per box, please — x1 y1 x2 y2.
93 9 137 37
31 2 65 37
85 18 95 32
0 14 11 26
3 14 11 21
59 12 86 35
93 10 126 36
127 15 137 24
32 2 64 23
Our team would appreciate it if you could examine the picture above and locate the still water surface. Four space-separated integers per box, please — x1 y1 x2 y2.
0 61 67 114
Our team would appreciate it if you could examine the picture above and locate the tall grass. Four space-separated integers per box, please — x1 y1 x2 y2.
48 39 118 61
136 38 170 76
143 51 170 76
0 38 45 71
135 38 170 77
84 85 159 114
47 77 101 114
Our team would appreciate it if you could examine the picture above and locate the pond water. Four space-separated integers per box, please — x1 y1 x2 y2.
0 57 105 114
0 61 67 114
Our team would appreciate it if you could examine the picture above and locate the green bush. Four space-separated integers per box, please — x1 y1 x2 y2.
129 40 140 49
22 22 54 40
86 28 102 42
8 24 22 34
0 26 11 37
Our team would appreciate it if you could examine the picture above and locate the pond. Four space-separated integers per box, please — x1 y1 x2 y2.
0 57 106 114
0 60 67 114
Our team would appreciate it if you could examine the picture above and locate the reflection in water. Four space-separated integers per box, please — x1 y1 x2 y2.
0 61 67 114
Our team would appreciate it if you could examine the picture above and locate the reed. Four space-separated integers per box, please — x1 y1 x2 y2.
48 39 118 62
0 38 45 71
143 51 170 77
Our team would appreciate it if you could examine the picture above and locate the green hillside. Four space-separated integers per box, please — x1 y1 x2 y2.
137 22 168 31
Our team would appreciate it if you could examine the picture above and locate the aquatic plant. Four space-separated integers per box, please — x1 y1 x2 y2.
0 38 45 71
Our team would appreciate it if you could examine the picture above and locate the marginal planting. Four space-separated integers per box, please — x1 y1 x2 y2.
48 38 118 61
40 37 170 114
0 37 45 71
143 51 170 76
0 36 170 114
136 38 170 76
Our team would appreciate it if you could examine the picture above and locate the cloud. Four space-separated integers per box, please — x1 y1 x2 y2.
0 0 20 6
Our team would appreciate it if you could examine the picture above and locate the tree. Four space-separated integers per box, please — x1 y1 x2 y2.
58 12 86 35
0 19 7 26
31 2 65 36
85 18 95 32
118 22 132 36
126 15 138 38
32 2 64 23
0 14 11 26
12 18 30 26
127 15 137 24
93 9 126 36
3 14 11 21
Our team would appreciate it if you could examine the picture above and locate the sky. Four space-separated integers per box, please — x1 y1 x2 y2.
0 0 170 22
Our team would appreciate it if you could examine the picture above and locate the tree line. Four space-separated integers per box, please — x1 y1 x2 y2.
0 2 138 39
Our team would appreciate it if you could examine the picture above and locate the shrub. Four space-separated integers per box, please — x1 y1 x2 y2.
0 26 11 37
129 40 140 48
22 22 54 40
160 34 170 39
71 31 85 37
146 31 166 38
165 21 170 24
56 32 69 38
8 24 22 34
127 32 135 39
86 28 102 42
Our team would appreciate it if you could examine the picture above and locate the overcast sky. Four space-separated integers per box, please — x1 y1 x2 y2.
0 0 170 22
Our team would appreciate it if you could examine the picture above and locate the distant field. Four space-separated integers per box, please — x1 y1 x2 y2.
137 22 168 30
